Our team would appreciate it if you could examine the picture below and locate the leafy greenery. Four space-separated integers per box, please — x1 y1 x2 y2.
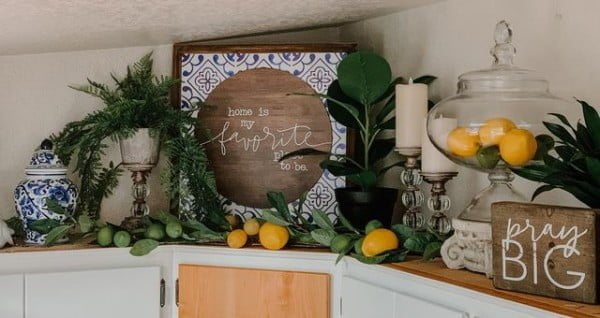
513 99 600 208
50 52 225 226
261 191 450 264
282 51 436 190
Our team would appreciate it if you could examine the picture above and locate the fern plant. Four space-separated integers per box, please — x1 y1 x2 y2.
52 52 226 228
514 99 600 208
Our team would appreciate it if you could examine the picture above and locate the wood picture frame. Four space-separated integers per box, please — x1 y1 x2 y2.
172 42 356 221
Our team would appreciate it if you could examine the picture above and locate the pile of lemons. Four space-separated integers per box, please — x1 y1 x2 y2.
226 217 290 250
447 117 538 167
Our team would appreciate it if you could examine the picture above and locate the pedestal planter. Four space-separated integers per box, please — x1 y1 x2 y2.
335 187 398 229
119 128 160 230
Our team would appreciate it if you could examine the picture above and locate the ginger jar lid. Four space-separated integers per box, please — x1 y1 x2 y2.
25 139 67 175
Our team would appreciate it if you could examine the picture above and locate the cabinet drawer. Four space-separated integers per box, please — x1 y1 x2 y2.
178 264 330 318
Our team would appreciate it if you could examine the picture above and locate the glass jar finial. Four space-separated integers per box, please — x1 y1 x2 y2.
490 20 516 67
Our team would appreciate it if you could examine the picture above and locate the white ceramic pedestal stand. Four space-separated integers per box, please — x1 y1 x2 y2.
441 218 493 277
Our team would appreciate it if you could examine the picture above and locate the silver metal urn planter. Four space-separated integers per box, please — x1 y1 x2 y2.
119 128 160 230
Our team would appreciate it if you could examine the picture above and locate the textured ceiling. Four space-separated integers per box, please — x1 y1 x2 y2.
0 0 440 56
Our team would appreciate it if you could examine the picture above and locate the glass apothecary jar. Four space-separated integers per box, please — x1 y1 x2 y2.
427 21 571 222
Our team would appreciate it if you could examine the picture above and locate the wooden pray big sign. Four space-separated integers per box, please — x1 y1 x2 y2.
492 202 600 304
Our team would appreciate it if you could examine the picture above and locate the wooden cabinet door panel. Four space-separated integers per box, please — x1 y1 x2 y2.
0 274 23 318
25 267 160 318
179 264 330 318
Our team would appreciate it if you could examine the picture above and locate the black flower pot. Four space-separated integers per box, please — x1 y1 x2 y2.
335 187 398 230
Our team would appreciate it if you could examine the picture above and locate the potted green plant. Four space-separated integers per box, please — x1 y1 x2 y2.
514 99 600 208
283 51 435 228
51 52 226 229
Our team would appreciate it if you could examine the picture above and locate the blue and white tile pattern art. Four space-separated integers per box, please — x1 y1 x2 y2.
180 51 348 222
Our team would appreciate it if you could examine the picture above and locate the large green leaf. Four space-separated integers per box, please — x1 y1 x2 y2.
373 77 404 105
413 75 437 85
320 159 361 176
544 121 577 147
30 219 62 234
130 239 159 256
347 170 378 190
350 253 388 264
46 199 67 215
575 122 594 152
44 224 73 246
337 214 360 234
548 113 575 132
78 215 95 233
337 52 392 105
585 157 600 186
391 224 416 241
423 242 442 261
377 117 395 130
376 99 395 125
326 80 363 129
260 209 291 226
155 211 180 225
312 209 334 230
531 185 556 201
310 228 336 246
512 164 553 182
369 138 395 165
266 192 292 222
579 99 600 148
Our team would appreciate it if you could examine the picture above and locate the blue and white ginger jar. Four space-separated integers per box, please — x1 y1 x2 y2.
14 139 78 244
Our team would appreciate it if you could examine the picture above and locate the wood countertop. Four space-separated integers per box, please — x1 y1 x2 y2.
2 242 599 316
388 260 600 318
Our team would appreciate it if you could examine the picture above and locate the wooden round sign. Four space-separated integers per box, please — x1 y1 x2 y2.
197 68 332 208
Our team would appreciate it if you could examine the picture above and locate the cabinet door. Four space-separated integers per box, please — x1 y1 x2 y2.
25 266 160 318
179 264 330 318
341 277 395 318
0 274 24 318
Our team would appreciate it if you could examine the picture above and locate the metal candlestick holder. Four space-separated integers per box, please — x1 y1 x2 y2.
396 147 424 229
421 172 458 235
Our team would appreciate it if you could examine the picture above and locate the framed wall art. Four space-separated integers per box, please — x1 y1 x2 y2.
173 43 356 222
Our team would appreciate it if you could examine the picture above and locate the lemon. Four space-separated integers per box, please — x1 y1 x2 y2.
330 234 353 253
361 228 399 257
166 222 183 239
227 229 248 249
113 231 131 248
478 118 516 146
259 222 289 250
447 127 480 157
243 218 261 236
97 226 114 247
499 128 538 166
365 220 383 234
225 214 242 228
144 223 166 241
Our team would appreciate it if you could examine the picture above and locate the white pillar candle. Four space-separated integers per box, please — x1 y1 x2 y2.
421 116 458 173
395 78 429 149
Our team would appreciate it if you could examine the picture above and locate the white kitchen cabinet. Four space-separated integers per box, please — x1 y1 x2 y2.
25 266 161 318
0 274 24 318
341 276 395 317
341 276 467 318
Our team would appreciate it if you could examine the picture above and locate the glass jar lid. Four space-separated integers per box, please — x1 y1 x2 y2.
25 139 67 175
457 20 549 94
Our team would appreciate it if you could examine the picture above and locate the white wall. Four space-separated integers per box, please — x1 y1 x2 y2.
0 28 342 223
341 0 597 218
